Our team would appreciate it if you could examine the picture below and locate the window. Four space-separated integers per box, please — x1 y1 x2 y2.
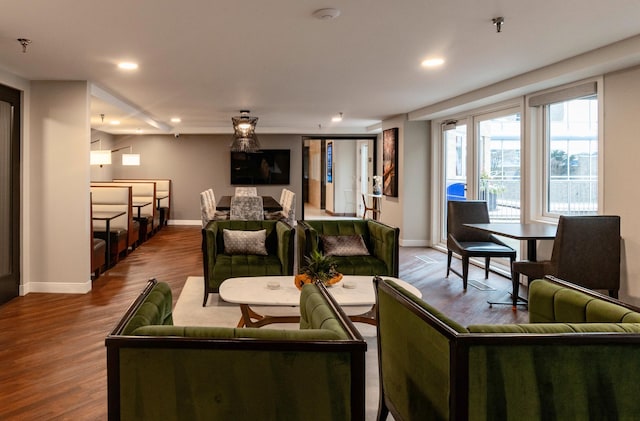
544 96 598 215
530 81 599 216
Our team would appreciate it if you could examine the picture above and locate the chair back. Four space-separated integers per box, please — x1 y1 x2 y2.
551 215 621 290
230 196 264 220
446 200 493 242
283 190 296 225
200 189 216 227
234 187 257 196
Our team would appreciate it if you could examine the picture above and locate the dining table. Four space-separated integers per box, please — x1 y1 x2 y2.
464 222 558 307
132 201 151 219
216 195 282 212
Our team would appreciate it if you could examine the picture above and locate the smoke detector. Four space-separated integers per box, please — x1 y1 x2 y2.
313 8 341 20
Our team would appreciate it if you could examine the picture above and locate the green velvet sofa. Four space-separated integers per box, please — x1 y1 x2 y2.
201 219 295 305
106 279 367 421
374 275 640 421
297 219 399 277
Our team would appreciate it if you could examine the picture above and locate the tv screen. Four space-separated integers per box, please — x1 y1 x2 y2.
230 149 291 185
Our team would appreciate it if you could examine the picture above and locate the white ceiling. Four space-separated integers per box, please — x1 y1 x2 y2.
2 0 640 135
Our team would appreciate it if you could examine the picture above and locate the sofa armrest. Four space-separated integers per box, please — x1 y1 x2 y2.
275 220 294 275
367 220 400 277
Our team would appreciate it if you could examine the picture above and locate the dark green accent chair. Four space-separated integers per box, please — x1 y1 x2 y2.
375 275 640 420
297 219 399 277
201 219 295 305
106 279 366 421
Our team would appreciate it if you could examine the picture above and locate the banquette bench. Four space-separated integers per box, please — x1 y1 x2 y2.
375 275 640 421
105 279 367 421
114 178 171 226
90 185 135 264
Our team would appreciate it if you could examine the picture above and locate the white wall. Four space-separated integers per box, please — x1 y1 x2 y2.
28 81 91 293
603 65 640 304
381 115 430 247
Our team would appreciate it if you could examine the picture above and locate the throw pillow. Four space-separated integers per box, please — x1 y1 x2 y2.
223 229 268 255
320 234 370 256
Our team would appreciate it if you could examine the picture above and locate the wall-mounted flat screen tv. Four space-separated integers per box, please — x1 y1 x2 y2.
230 149 291 185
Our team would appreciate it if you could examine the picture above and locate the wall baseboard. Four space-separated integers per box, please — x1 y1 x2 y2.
400 239 431 247
168 220 201 226
23 279 92 295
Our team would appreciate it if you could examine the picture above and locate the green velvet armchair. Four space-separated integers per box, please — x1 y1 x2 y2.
106 279 367 421
202 219 295 305
375 275 640 420
297 219 399 277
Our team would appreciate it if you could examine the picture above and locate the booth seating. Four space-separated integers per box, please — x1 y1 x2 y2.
375 275 640 420
115 178 171 226
90 185 133 265
106 279 366 421
89 193 106 279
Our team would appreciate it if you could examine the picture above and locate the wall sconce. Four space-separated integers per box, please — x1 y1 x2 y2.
90 139 111 167
112 145 141 166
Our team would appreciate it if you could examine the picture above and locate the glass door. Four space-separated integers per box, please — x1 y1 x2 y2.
476 111 522 222
442 121 467 240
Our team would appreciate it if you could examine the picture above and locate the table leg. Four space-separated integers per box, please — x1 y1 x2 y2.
237 304 300 328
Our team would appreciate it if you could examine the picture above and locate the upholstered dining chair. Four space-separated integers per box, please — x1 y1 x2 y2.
234 186 258 196
512 215 621 301
200 189 229 227
230 195 264 220
446 200 516 289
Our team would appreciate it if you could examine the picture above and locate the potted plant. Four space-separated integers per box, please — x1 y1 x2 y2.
479 171 505 211
294 250 343 289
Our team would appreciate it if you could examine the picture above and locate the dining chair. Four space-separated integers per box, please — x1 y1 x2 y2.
230 195 264 220
361 194 380 220
512 215 621 301
234 187 258 196
446 200 516 289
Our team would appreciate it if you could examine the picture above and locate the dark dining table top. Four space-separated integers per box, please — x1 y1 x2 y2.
464 222 557 240
216 195 282 212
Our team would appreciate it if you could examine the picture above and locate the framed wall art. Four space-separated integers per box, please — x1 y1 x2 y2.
382 128 398 197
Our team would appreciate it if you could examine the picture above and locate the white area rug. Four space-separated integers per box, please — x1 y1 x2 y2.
173 277 383 420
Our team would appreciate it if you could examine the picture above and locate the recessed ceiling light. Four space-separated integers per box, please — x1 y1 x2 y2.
118 62 138 70
421 58 445 68
136 128 143 134
332 112 343 122
171 117 181 123
110 120 120 125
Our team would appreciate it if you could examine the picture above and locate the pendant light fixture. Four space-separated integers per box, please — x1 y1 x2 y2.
230 110 261 153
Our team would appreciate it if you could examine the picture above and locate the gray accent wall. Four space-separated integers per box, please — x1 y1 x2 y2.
108 133 303 222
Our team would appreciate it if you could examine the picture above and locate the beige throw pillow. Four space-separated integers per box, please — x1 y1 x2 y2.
223 229 268 255
320 234 369 256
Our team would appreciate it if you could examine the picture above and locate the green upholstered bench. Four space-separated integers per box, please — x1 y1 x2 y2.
106 279 366 421
297 219 399 277
375 275 640 421
201 219 295 305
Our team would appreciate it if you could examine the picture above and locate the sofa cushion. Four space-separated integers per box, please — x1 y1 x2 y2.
467 323 640 334
331 256 388 276
320 234 369 256
211 255 283 282
223 229 268 255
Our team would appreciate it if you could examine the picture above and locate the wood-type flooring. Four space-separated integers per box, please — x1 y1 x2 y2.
0 225 527 420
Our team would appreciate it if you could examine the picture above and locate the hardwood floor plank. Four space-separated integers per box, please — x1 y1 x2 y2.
0 225 527 420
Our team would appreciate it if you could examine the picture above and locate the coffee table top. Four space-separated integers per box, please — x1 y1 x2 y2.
219 275 422 306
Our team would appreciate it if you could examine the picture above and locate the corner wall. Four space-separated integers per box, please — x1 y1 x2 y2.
27 81 91 293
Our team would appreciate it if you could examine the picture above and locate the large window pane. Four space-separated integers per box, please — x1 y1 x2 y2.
546 96 598 215
478 113 521 222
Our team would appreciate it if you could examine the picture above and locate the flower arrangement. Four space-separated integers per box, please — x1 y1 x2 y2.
294 250 343 290
373 175 383 195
